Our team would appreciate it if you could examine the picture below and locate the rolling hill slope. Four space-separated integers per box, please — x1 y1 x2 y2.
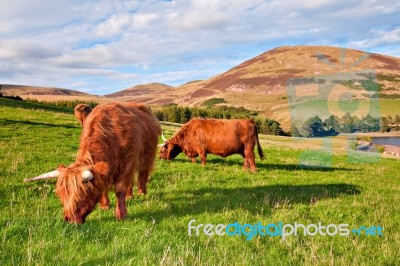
2 46 400 130
105 83 174 105
0 84 107 103
106 46 400 129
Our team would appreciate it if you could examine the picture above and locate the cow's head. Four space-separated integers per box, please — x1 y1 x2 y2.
24 162 109 224
159 141 182 160
74 104 92 126
158 133 182 160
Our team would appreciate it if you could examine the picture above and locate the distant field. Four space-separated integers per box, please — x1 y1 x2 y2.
272 98 400 128
0 100 399 265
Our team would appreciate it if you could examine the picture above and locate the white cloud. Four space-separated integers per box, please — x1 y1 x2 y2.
94 14 134 38
0 0 399 94
0 40 60 59
169 10 231 31
349 28 400 49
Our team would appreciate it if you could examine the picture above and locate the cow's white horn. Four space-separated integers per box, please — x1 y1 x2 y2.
81 170 93 182
161 132 167 142
24 170 60 182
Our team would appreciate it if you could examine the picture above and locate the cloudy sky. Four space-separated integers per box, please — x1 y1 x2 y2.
0 0 399 95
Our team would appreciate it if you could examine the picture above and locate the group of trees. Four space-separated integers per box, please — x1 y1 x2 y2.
153 104 257 123
254 118 286 136
380 115 400 132
293 113 400 137
154 104 286 136
25 98 98 109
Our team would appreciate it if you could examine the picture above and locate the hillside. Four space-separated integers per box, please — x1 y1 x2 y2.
0 84 107 103
0 84 92 97
105 83 173 104
150 46 400 129
2 46 400 130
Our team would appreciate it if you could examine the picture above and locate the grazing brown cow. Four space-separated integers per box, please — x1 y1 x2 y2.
25 103 161 224
73 102 152 198
74 104 92 126
159 118 265 172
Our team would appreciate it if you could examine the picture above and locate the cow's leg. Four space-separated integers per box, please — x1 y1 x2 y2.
115 180 130 220
199 152 207 166
137 168 150 195
244 146 257 173
240 151 250 170
190 157 196 163
243 158 250 170
126 178 134 200
99 191 110 210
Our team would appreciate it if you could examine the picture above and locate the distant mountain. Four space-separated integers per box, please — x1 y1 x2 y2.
105 83 174 105
0 84 108 104
0 84 92 97
153 45 400 129
2 46 399 130
174 45 400 101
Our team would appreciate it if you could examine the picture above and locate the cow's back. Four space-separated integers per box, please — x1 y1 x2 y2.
187 118 256 157
78 103 160 176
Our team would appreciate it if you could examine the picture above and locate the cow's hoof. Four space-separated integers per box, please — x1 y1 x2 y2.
99 204 110 210
116 210 127 220
126 194 133 200
137 189 147 195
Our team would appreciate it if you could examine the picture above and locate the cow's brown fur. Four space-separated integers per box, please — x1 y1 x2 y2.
160 118 265 172
74 104 92 126
56 103 161 223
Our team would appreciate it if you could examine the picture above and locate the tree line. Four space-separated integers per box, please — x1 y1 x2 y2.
25 98 98 109
3 94 398 137
292 113 400 137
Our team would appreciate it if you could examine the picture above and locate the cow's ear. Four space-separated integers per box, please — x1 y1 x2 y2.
93 162 109 176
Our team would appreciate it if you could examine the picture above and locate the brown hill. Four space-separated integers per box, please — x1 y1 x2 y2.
0 84 109 103
105 83 173 104
0 84 91 97
147 45 400 130
173 45 400 100
2 46 400 130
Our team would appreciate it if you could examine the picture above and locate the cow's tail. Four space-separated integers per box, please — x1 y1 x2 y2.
254 124 265 160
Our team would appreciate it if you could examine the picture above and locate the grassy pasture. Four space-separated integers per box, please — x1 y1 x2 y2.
0 100 399 265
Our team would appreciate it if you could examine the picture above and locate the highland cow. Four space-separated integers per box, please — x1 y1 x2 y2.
25 103 161 224
74 104 92 126
159 118 265 172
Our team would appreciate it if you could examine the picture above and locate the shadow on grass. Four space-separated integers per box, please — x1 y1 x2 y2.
124 183 361 222
165 157 357 172
0 97 72 113
29 182 360 228
0 119 79 129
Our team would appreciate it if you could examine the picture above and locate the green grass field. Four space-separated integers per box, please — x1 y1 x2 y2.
0 99 399 265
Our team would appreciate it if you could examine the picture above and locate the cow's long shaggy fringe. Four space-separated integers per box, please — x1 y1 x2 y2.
56 103 161 222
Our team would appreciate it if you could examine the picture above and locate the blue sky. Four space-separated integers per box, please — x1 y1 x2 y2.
0 0 399 95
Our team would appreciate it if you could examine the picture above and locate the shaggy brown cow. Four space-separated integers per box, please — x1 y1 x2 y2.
74 104 92 126
25 103 161 224
73 102 152 198
159 118 265 172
